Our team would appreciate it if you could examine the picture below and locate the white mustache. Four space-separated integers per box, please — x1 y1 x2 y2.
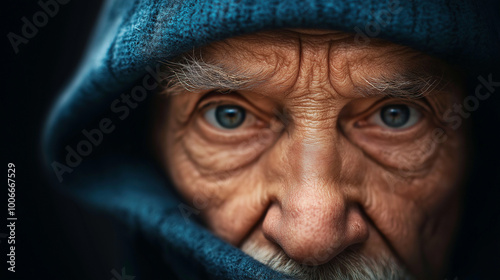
242 239 414 280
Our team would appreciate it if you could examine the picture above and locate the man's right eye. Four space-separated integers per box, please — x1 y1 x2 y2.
203 104 254 130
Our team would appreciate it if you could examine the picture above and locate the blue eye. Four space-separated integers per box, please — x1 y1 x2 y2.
204 104 247 129
372 104 421 129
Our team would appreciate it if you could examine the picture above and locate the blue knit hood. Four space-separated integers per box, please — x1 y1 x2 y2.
42 0 499 279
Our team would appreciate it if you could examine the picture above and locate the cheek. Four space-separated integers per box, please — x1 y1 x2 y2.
163 125 273 245
156 92 283 245
361 129 465 271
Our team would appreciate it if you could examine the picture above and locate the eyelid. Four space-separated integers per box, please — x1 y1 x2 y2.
194 98 275 144
353 98 430 128
203 106 240 129
197 92 272 123
374 98 430 115
369 105 422 130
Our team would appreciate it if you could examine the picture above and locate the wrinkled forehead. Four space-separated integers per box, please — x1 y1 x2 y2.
209 29 451 69
176 29 464 99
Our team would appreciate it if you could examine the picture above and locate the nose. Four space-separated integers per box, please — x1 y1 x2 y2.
262 138 369 265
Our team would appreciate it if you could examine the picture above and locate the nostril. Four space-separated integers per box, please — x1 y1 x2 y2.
261 202 282 244
262 208 346 265
261 197 370 266
277 234 347 265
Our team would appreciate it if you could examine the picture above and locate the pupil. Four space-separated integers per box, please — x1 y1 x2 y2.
380 105 410 128
215 105 246 129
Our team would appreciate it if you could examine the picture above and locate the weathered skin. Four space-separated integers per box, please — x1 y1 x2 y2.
154 29 467 279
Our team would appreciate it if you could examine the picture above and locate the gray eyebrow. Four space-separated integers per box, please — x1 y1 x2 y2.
357 71 449 99
159 54 261 95
161 53 450 99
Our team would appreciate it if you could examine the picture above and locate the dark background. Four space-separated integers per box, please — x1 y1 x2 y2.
2 1 128 279
2 1 500 280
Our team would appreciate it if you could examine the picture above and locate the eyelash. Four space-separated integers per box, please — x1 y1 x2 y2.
355 99 430 128
371 104 422 129
196 91 433 137
197 96 268 135
198 93 251 114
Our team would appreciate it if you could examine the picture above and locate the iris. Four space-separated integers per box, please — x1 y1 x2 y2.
380 105 410 128
215 105 246 129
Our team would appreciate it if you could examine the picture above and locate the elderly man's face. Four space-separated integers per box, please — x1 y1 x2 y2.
154 29 467 279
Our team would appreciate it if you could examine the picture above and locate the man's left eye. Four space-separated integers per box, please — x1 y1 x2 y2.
370 104 422 129
204 104 249 129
